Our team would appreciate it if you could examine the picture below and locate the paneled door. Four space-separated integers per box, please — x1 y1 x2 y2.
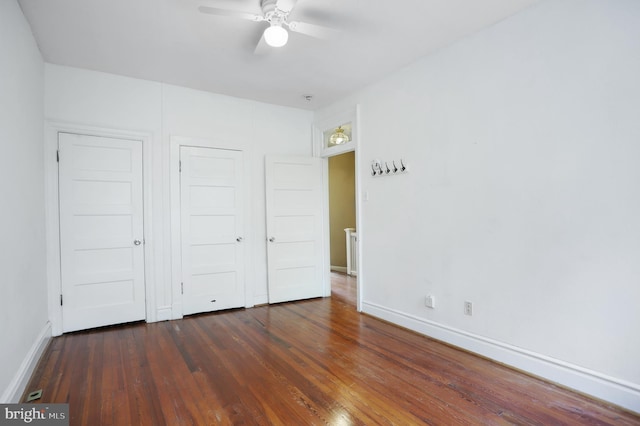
180 147 245 315
58 132 146 333
265 156 324 304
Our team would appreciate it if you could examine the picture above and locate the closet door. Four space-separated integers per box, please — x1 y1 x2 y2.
180 146 245 315
265 156 324 304
58 132 146 332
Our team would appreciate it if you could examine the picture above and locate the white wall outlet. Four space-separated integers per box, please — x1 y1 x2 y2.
464 301 473 316
425 295 435 309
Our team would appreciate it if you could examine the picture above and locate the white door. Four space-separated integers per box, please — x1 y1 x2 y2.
180 147 245 315
58 132 146 333
265 156 324 303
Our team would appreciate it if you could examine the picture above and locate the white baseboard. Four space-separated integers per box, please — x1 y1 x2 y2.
1 322 52 403
362 301 640 414
331 266 347 273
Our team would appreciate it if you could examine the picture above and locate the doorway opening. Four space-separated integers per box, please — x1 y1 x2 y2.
327 151 357 306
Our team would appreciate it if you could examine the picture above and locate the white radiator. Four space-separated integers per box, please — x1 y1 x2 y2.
344 228 358 276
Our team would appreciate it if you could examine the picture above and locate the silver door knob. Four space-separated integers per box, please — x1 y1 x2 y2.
134 239 142 246
236 237 243 242
268 237 275 242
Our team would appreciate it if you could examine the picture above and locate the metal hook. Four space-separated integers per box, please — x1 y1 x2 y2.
385 162 391 174
375 162 383 175
400 159 406 172
392 161 398 173
371 163 377 176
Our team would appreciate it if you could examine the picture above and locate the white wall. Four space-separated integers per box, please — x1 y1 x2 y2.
44 64 313 323
316 0 640 412
162 85 312 306
0 0 48 402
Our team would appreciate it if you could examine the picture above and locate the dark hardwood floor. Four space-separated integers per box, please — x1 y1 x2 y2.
25 273 639 425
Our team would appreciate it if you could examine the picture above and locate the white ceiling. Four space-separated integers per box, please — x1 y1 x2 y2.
18 0 540 110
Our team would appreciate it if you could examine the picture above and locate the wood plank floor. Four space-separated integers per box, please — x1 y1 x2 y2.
25 273 639 425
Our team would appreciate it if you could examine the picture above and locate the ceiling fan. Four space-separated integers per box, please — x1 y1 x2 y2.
199 0 335 52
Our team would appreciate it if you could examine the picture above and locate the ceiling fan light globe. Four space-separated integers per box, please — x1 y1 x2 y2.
264 25 288 47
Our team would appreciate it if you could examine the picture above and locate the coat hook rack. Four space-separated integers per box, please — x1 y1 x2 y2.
370 158 408 177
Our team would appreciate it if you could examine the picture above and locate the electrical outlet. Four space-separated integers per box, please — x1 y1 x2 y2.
425 295 435 309
464 301 473 316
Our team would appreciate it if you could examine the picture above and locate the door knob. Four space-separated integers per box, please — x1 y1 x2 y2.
236 237 243 242
134 239 142 246
268 237 275 242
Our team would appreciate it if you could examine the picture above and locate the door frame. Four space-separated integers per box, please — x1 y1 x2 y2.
312 105 363 311
169 136 251 319
44 122 155 336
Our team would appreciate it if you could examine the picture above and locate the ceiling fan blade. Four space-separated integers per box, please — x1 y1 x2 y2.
287 21 337 39
254 33 271 55
198 6 264 22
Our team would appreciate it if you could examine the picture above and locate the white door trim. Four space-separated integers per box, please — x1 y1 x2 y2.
44 121 155 336
169 136 252 320
313 105 364 312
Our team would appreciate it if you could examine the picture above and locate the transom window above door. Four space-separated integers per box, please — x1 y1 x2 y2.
324 123 352 148
313 106 358 157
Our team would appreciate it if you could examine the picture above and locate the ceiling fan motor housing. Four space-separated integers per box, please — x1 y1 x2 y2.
261 0 288 25
261 0 278 16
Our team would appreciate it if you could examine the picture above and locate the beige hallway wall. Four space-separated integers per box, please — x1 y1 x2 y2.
328 151 356 268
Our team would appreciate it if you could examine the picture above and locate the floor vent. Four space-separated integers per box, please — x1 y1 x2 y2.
26 389 42 402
